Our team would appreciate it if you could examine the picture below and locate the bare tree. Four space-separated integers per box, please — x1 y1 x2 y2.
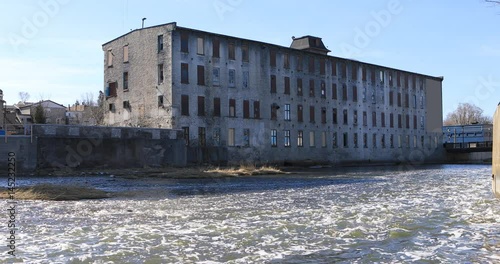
18 92 30 103
79 92 104 125
444 102 492 125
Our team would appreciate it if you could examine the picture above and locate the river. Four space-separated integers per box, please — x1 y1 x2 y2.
3 164 500 263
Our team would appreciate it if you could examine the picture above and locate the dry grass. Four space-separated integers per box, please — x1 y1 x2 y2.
0 184 111 201
204 165 288 176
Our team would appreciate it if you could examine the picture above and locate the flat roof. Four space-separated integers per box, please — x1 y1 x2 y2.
102 22 444 81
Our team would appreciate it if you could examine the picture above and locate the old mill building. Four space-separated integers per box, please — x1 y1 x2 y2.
102 22 444 165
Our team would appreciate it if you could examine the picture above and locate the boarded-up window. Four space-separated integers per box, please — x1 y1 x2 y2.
107 49 113 67
243 100 250 119
253 101 260 119
197 37 204 55
342 84 347 101
297 78 303 96
213 98 220 117
297 105 303 122
228 42 235 60
283 53 290 69
309 106 315 123
353 86 358 102
107 82 117 97
351 64 357 80
197 96 205 116
270 75 277 93
180 32 189 53
242 44 249 62
197 65 205 85
309 79 315 97
309 131 315 147
332 84 337 100
213 38 220 58
321 107 326 124
228 128 235 146
319 58 325 75
284 77 290 95
181 63 188 84
123 45 129 62
229 99 236 117
181 95 189 116
270 49 276 67
309 57 315 73
332 108 337 124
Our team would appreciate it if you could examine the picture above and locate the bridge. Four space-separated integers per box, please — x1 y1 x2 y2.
444 141 493 153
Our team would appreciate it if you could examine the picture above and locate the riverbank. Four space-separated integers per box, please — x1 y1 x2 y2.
0 184 111 201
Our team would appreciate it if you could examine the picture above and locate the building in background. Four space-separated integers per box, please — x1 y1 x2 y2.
102 22 444 165
17 100 67 125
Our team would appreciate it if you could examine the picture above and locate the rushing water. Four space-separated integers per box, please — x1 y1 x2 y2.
3 164 500 263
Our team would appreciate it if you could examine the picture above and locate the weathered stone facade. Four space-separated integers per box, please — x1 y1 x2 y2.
102 22 445 165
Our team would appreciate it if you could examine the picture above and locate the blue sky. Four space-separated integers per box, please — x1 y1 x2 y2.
1 0 499 118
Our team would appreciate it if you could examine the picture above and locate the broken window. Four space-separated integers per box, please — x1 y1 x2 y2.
309 79 315 97
158 64 164 84
157 35 163 52
321 107 326 124
332 108 338 124
297 78 303 96
228 69 236 88
332 132 338 148
213 68 220 86
198 127 206 146
158 95 164 107
243 129 250 147
321 81 326 98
